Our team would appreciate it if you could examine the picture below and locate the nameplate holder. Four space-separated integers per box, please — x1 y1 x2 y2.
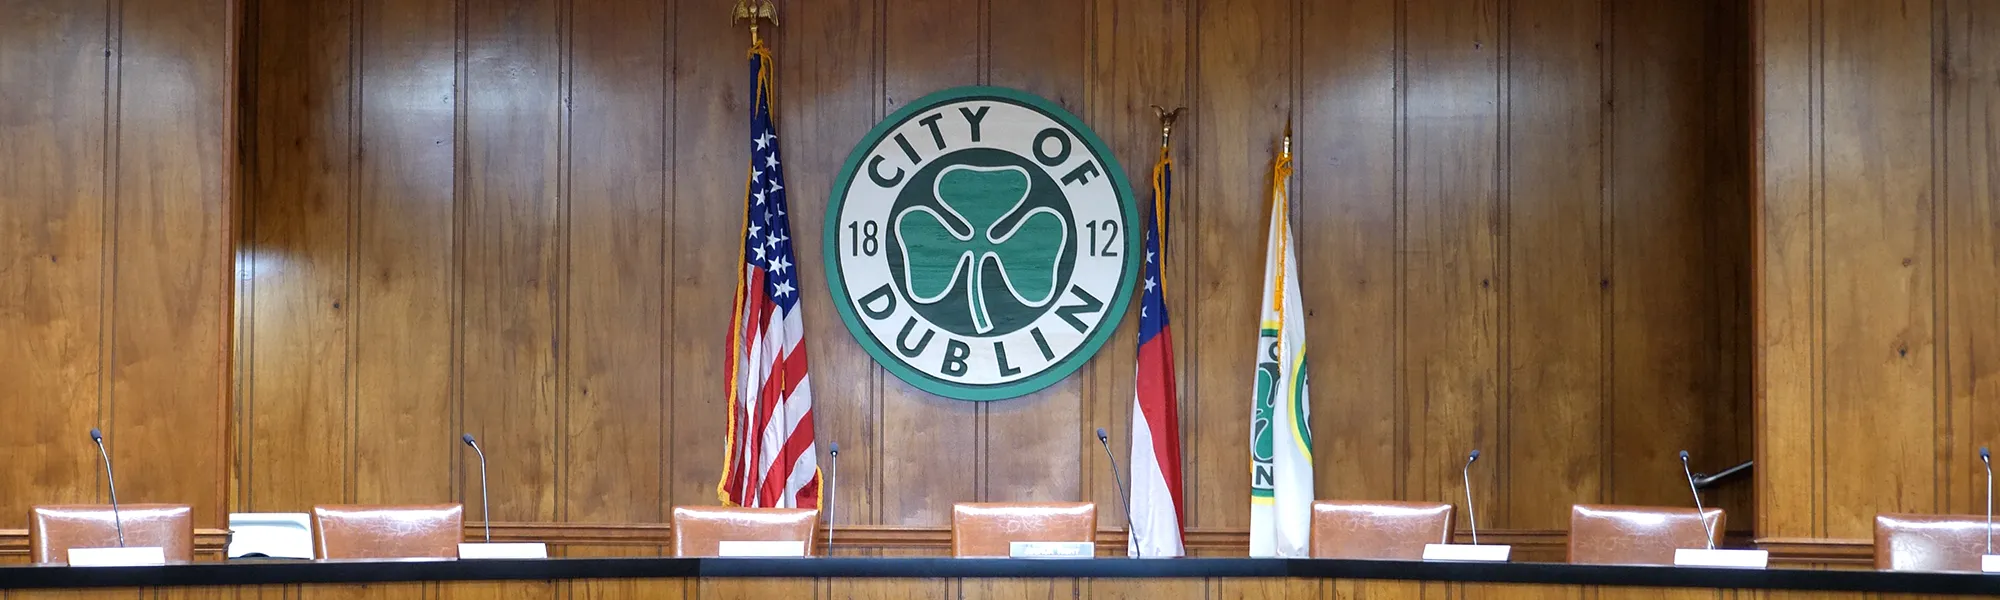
68 546 167 567
456 542 548 560
1009 541 1093 559
717 541 806 557
1673 548 1769 568
1982 554 2000 573
1421 543 1510 562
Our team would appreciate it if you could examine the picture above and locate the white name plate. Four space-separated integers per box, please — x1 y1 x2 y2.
68 546 167 567
1982 554 2000 573
717 541 807 557
1422 544 1511 562
1673 548 1769 568
457 542 548 559
1009 541 1093 559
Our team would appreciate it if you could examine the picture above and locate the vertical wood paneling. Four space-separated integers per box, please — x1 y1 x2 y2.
1610 0 1725 510
244 0 352 510
1504 0 1604 530
1943 0 2000 516
662 0 738 512
1298 0 1399 504
1189 0 1292 531
1754 0 1822 540
1816 0 1937 538
561 0 669 524
981 0 1087 505
1401 0 1502 523
876 0 980 525
222 0 1759 546
109 0 233 525
1083 0 1190 531
460 0 563 523
351 0 458 505
0 0 110 517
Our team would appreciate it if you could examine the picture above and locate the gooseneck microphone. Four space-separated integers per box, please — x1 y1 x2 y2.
1982 447 1992 554
1462 450 1481 545
90 426 127 548
827 442 839 556
1680 450 1715 550
1096 427 1139 554
462 433 491 543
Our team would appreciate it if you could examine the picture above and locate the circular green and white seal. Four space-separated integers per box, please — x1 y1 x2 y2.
824 86 1139 401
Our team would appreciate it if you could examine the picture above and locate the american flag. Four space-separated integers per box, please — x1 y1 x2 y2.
1127 150 1185 557
718 46 820 509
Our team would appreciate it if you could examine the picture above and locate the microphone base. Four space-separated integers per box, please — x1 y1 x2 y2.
1673 548 1769 568
68 546 166 567
457 542 548 560
1983 554 2000 573
1421 543 1510 562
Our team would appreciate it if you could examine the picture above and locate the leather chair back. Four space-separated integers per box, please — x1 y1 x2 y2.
950 502 1095 558
1567 504 1723 565
1308 500 1454 559
1875 513 1991 572
30 504 194 564
311 504 463 560
671 506 819 557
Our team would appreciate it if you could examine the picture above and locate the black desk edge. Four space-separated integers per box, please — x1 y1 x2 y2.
0 557 1994 595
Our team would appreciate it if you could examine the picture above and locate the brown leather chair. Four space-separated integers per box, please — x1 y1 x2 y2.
1308 500 1455 559
950 502 1096 558
670 506 819 557
311 504 463 560
1567 504 1724 565
30 504 194 565
1875 513 1991 572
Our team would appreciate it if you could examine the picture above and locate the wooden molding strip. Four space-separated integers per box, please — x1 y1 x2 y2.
0 529 233 558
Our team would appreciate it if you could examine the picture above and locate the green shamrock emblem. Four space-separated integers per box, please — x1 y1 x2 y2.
895 165 1068 334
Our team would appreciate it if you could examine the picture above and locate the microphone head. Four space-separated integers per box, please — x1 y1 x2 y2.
1983 446 1991 462
1096 427 1109 442
461 433 476 446
1679 450 1691 461
829 442 839 455
89 428 102 442
1467 449 1480 462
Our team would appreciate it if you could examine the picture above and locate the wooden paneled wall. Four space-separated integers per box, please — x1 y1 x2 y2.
234 0 1753 544
1756 0 2000 542
0 0 236 528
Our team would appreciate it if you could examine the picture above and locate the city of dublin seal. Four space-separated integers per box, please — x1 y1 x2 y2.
825 87 1139 401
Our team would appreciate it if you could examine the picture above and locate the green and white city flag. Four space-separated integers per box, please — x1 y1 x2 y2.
1249 135 1312 558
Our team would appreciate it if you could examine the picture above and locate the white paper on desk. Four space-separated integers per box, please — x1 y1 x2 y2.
1421 544 1510 562
68 546 166 567
458 542 549 559
718 541 807 557
1673 548 1768 568
1981 554 2000 572
1008 542 1093 559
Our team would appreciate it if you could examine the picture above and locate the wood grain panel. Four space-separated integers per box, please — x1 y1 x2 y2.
460 0 563 523
1297 0 1399 505
1083 579 1211 600
1329 579 1441 600
1816 0 1937 539
775 0 881 532
697 578 814 600
1610 0 1731 511
434 581 551 600
1942 0 2000 517
1400 0 1502 523
243 0 353 511
351 0 458 505
0 0 110 520
1218 577 1323 600
298 582 430 599
562 0 669 525
1189 0 1292 531
960 578 1072 600
109 0 233 526
1082 0 1190 533
1504 0 1605 529
1753 0 1823 541
981 0 1087 506
663 0 739 512
875 0 980 525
